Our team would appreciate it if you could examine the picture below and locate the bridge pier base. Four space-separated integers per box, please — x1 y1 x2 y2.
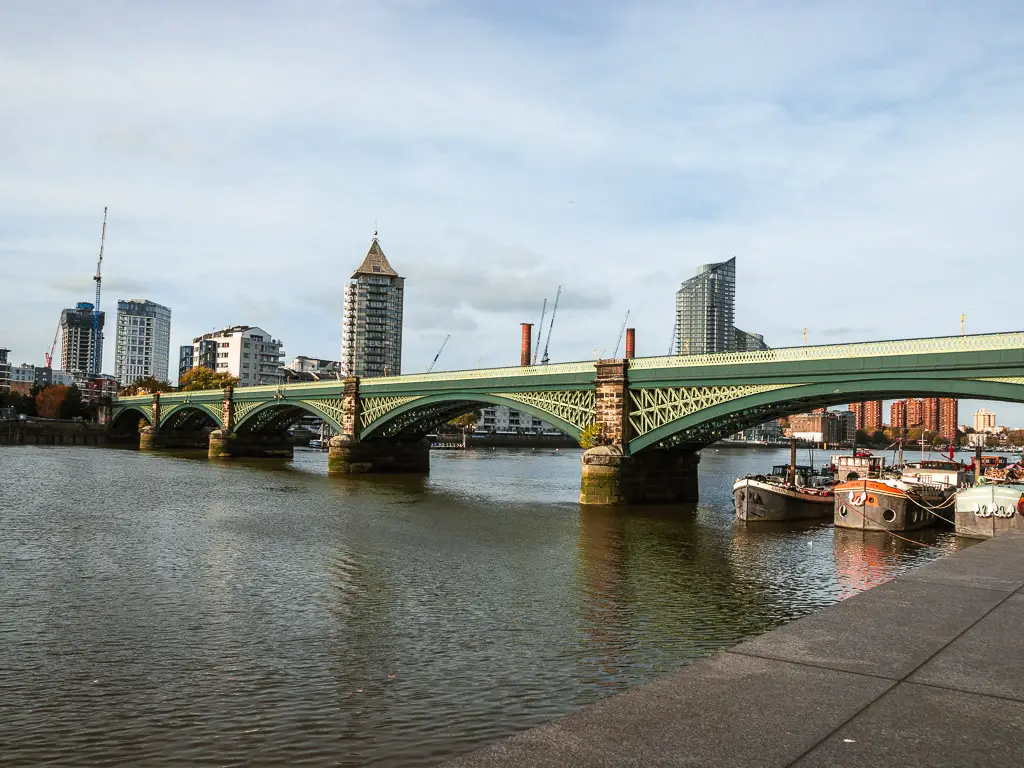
208 429 294 460
327 437 430 474
139 427 210 451
580 446 700 505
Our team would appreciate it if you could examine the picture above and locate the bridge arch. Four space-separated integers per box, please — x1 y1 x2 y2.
360 392 583 441
628 377 1024 453
234 400 345 435
110 405 152 433
160 403 222 430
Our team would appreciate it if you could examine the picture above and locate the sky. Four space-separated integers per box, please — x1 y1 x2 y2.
2 1 1023 424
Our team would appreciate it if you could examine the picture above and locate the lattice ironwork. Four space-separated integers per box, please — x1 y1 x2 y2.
498 390 595 431
629 384 799 437
299 398 346 428
358 361 595 389
360 395 423 430
975 377 1024 386
629 331 1024 370
238 404 303 434
232 400 262 424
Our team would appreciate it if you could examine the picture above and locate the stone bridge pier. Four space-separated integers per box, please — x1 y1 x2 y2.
579 360 700 506
326 378 430 474
208 386 294 460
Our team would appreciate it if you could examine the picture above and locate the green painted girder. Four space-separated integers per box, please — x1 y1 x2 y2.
109 331 1024 447
627 376 1024 453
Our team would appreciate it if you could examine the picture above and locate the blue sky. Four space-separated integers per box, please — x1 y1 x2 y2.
2 1 1023 424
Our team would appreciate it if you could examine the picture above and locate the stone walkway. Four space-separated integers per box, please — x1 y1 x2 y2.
447 532 1024 767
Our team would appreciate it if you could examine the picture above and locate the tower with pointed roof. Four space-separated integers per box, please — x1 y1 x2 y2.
341 234 405 378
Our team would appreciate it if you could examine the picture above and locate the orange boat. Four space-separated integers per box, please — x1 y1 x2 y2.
833 478 943 531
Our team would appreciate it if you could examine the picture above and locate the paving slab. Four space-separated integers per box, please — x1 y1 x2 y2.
445 653 893 768
793 681 1024 767
909 592 1024 701
898 536 1024 593
729 577 1007 680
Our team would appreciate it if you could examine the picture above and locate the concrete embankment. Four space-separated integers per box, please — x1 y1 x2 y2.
0 419 108 446
447 533 1024 767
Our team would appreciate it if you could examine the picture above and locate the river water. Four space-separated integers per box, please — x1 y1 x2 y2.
1 444 967 766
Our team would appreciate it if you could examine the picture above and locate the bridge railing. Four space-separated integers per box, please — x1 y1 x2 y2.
113 331 1024 403
628 331 1024 370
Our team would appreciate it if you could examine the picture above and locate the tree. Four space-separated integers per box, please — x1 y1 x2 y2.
120 376 173 396
578 423 605 449
178 367 238 392
447 411 480 430
36 385 70 419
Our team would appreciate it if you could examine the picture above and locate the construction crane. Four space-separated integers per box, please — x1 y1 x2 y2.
44 320 61 368
540 285 561 365
91 207 108 376
426 334 450 372
533 298 547 365
612 310 630 357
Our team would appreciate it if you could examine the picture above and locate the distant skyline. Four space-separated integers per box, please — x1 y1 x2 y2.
2 2 1023 423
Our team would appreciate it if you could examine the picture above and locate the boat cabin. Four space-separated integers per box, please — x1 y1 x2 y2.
830 453 885 482
902 460 972 489
967 455 1009 472
770 465 832 488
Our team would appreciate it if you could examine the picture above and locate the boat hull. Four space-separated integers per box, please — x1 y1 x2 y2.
834 480 935 531
734 478 833 521
954 484 1024 539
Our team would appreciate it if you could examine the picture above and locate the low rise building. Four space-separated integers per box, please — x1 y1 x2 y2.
9 364 73 395
477 405 561 435
188 326 285 387
283 356 341 382
790 412 845 445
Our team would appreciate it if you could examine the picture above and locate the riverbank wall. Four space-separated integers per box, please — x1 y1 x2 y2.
0 419 108 446
447 532 1024 767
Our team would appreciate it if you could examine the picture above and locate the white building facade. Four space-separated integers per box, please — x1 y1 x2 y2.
114 299 172 385
189 325 285 387
477 405 562 435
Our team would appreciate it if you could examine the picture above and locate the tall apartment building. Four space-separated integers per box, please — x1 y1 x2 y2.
890 400 907 429
114 299 172 385
178 345 194 382
939 398 959 444
921 398 940 432
341 236 405 378
60 302 105 375
0 348 9 393
974 408 997 432
189 326 285 387
906 398 924 427
849 400 883 432
674 257 736 356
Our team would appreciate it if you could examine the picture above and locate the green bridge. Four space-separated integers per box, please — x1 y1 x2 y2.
110 331 1024 504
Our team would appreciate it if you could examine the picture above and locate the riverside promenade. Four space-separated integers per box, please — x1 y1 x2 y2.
448 532 1024 767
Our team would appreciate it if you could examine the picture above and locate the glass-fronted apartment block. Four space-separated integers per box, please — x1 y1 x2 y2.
60 302 105 375
114 299 172 384
341 236 404 378
674 257 736 356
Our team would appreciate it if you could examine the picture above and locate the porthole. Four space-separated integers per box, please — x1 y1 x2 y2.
839 508 848 518
882 509 897 523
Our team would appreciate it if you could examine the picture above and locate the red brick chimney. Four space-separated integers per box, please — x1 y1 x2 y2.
521 323 533 366
625 328 636 359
